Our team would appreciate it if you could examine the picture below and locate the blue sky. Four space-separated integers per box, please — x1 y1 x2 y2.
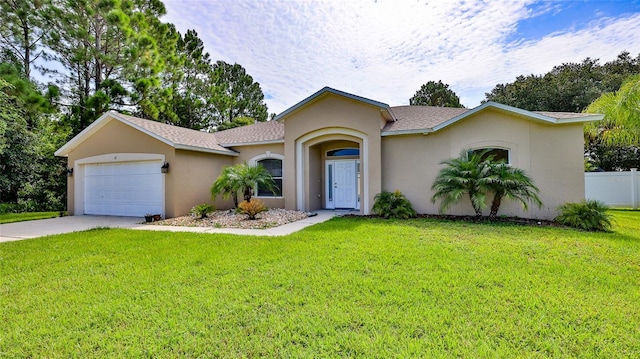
162 0 640 114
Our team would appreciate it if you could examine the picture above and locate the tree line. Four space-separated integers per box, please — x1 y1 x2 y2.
0 0 269 212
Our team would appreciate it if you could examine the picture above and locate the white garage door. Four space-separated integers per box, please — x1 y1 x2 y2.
84 161 163 216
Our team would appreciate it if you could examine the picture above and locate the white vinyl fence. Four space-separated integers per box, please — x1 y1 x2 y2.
585 168 639 209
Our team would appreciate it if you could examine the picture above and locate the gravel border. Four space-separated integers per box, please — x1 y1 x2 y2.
149 208 309 229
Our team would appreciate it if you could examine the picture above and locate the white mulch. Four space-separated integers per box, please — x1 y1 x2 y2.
149 208 309 229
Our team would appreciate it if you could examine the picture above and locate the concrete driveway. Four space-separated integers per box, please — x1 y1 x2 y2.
0 216 144 243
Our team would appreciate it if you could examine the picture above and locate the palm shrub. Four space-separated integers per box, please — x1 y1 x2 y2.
372 190 417 219
485 163 542 217
238 198 267 220
431 150 493 216
211 166 241 207
234 163 277 202
211 163 277 206
190 204 215 219
556 200 613 232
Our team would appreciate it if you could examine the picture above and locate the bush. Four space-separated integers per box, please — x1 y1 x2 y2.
555 200 613 232
372 190 417 219
238 198 267 220
190 204 215 219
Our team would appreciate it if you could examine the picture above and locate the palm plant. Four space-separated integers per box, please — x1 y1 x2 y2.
485 163 542 217
431 150 493 216
211 163 277 206
211 165 241 207
234 163 277 202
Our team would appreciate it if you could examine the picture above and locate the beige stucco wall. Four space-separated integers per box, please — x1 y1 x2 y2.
65 119 176 216
382 109 585 220
282 94 383 214
173 150 234 215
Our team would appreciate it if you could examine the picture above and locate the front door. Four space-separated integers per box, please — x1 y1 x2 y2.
326 160 358 209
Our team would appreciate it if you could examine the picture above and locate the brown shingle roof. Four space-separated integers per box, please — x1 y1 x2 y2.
533 111 598 119
384 106 469 132
214 120 285 145
115 112 236 154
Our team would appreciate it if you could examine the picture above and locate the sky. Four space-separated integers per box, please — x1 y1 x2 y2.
161 0 640 114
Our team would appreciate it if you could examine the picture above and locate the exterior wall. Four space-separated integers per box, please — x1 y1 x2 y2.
229 143 286 209
283 94 383 214
382 109 586 219
65 119 175 216
173 150 234 216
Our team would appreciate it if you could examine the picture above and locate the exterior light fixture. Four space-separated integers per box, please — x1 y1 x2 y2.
161 162 170 173
67 168 73 176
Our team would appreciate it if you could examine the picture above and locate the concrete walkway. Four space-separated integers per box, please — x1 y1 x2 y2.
0 210 338 243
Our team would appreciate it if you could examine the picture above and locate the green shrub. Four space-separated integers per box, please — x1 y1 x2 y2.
190 204 215 219
555 200 613 232
372 190 417 219
238 198 267 220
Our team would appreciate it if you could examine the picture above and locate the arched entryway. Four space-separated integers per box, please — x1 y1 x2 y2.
295 128 369 214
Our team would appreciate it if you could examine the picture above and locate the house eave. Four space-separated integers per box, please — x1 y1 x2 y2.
381 129 434 137
175 144 239 156
219 139 285 147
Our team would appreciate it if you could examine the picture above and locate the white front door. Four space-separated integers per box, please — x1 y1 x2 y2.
326 160 358 209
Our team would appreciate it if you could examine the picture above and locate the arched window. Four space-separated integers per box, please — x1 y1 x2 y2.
257 158 282 197
468 148 510 164
327 148 359 157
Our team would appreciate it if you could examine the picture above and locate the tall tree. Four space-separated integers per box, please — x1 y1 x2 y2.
0 0 50 78
210 61 268 129
584 74 640 171
484 52 640 112
410 80 464 108
43 0 174 134
151 29 214 130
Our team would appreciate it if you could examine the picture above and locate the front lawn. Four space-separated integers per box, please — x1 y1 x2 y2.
1 210 639 357
0 211 60 224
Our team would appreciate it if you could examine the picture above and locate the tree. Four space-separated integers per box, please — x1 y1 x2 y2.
0 77 68 212
485 163 542 217
216 116 255 131
151 28 213 130
410 80 464 108
43 0 176 134
210 163 276 206
484 52 640 112
431 150 493 216
209 61 268 129
0 0 50 78
584 74 640 171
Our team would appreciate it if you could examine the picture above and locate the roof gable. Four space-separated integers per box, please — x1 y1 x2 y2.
55 111 238 157
274 87 393 121
382 101 603 136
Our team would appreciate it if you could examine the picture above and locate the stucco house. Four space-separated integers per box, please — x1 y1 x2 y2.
55 87 602 219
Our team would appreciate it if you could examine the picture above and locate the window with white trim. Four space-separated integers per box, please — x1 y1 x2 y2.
468 148 510 164
257 158 282 197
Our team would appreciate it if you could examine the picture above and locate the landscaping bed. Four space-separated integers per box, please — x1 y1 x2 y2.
150 208 308 229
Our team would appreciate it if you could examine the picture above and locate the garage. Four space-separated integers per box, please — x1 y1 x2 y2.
84 160 164 217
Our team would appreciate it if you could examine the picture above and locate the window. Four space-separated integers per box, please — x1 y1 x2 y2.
257 159 282 197
327 148 359 157
468 148 510 164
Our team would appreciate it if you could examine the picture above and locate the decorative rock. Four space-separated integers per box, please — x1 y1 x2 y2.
150 208 308 229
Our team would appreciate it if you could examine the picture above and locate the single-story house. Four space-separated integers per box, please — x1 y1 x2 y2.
55 87 603 219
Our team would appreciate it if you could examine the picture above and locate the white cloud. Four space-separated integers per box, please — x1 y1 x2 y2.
162 0 640 113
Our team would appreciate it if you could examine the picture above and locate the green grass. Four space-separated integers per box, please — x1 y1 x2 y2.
0 211 60 224
1 210 639 358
